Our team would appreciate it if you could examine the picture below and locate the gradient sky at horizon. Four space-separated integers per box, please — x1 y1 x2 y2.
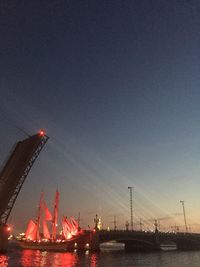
1 0 200 233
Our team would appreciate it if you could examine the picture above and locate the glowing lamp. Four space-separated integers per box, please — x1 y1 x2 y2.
85 243 90 248
39 130 45 136
7 226 11 232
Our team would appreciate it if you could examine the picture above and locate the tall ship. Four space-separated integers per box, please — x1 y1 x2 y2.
19 191 82 251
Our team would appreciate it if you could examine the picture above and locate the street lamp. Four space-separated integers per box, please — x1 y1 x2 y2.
180 200 188 233
128 186 134 231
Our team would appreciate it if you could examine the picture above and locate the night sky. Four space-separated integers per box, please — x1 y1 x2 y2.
1 0 200 232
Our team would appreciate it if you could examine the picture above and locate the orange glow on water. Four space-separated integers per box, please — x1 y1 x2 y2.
0 255 8 267
59 253 77 266
14 249 99 266
21 250 39 266
90 253 98 267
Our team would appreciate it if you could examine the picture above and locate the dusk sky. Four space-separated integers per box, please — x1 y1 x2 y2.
1 0 200 232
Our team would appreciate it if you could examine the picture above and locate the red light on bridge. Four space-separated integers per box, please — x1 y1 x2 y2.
39 130 45 136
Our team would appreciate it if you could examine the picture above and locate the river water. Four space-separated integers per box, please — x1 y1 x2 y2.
1 242 200 266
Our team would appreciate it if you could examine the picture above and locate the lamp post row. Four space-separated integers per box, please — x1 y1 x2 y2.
128 187 188 233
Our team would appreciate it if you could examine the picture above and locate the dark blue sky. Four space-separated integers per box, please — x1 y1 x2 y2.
1 0 200 232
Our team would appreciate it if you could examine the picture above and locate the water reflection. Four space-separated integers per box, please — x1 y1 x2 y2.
0 254 8 267
20 249 100 267
53 252 77 266
21 249 80 267
41 251 48 266
7 247 200 267
89 253 98 267
21 249 42 267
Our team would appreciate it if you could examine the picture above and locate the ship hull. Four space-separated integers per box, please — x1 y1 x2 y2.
19 240 75 252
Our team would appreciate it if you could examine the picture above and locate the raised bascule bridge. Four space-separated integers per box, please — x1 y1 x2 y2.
0 131 48 252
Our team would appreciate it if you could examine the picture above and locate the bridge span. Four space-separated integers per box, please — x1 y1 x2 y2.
96 229 200 252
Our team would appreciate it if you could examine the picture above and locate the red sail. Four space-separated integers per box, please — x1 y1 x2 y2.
52 190 59 240
62 217 78 236
43 201 52 221
65 217 73 232
43 219 50 239
62 217 72 240
25 220 38 240
70 217 78 235
70 217 79 229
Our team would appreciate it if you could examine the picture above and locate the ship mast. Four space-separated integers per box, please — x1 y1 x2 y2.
52 190 59 240
36 192 44 240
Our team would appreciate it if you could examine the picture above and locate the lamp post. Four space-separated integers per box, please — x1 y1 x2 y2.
180 200 188 233
128 186 133 231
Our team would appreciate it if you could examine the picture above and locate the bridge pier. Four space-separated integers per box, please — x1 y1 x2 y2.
89 230 100 251
0 224 9 253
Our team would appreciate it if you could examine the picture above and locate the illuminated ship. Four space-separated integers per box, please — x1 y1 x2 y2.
19 191 81 251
